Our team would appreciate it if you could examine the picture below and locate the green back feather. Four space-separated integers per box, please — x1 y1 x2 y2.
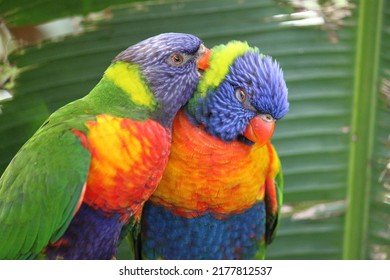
0 115 91 259
0 62 153 259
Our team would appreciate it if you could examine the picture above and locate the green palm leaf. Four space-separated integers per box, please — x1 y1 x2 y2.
0 0 388 259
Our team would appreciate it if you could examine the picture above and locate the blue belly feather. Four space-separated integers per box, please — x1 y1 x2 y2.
45 204 123 259
142 202 266 260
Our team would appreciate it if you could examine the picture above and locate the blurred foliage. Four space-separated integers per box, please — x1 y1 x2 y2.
0 0 388 259
0 0 143 26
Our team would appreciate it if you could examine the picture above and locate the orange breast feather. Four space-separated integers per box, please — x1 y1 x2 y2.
82 115 171 217
150 110 274 217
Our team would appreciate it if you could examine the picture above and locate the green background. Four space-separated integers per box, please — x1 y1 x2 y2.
0 0 388 259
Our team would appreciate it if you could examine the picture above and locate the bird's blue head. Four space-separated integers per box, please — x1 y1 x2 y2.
115 33 210 127
186 41 289 145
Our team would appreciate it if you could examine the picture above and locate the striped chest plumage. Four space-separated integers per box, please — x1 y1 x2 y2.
82 114 171 219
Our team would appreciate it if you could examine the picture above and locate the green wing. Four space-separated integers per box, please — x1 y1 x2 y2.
116 217 141 260
0 117 91 259
264 146 284 246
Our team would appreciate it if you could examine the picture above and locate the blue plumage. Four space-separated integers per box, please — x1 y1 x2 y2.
45 204 122 259
116 33 204 127
187 51 289 142
142 202 266 260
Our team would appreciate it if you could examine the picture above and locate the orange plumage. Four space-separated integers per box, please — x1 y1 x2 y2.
150 110 279 217
83 115 171 218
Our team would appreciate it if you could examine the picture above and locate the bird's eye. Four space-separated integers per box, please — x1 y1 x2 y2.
235 88 246 103
261 114 275 123
234 87 257 112
169 53 185 66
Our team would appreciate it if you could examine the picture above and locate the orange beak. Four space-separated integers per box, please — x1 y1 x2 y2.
197 46 211 71
243 115 275 145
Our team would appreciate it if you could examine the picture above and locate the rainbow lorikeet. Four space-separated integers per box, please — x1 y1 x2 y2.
141 41 289 259
0 33 210 260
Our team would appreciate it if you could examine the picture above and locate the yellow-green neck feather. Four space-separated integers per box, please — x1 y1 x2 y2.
104 61 157 110
197 41 252 96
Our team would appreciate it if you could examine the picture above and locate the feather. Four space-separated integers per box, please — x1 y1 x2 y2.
142 41 288 260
